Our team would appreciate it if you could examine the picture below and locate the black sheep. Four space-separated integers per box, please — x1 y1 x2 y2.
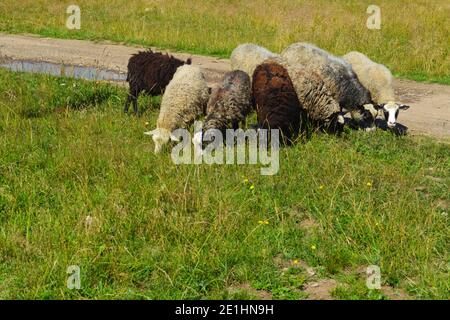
124 50 192 114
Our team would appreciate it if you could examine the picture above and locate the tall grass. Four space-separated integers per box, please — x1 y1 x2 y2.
0 69 448 299
0 0 449 83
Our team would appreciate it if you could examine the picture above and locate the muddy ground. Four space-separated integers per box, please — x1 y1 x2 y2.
1 33 449 140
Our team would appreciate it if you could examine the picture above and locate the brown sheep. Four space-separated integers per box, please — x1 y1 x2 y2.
252 60 304 144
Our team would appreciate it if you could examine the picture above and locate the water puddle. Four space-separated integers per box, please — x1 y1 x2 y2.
0 59 127 82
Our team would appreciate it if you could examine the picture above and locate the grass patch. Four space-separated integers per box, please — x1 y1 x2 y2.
0 0 449 84
0 69 449 299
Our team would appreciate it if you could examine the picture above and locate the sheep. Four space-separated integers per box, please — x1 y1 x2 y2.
343 51 410 129
124 49 192 114
282 60 345 134
144 65 210 153
281 43 377 130
230 43 279 79
251 59 304 144
193 70 252 150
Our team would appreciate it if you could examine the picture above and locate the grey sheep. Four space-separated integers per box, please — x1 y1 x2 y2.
281 42 376 130
193 70 252 150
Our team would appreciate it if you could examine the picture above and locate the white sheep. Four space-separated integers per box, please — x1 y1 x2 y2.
230 43 279 79
343 51 410 129
281 43 377 130
144 65 210 153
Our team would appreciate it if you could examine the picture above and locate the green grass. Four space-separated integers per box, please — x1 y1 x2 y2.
0 69 449 299
0 0 449 84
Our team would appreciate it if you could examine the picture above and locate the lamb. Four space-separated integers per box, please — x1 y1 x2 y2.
281 42 377 130
144 65 210 153
343 51 410 129
193 70 252 149
230 43 279 79
251 59 304 144
124 49 192 114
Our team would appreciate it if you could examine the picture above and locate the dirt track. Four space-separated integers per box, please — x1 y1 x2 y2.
1 33 449 140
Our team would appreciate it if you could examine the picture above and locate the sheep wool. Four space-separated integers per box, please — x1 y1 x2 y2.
343 51 395 104
230 43 279 79
285 62 344 132
203 70 252 132
252 59 304 143
124 49 192 114
281 43 372 110
146 65 210 153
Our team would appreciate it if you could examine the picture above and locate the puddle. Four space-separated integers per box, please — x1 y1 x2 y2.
0 59 127 82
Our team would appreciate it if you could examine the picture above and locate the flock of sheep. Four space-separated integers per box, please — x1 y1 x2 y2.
124 43 410 153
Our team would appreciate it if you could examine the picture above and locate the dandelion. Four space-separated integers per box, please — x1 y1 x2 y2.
311 245 316 250
258 220 269 225
293 259 299 265
319 185 324 190
249 184 255 190
145 121 150 126
367 181 373 187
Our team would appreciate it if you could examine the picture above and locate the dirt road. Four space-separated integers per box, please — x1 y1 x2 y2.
1 33 449 139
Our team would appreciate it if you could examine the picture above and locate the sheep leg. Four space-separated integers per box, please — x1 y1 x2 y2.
125 88 141 116
132 91 140 116
232 120 240 130
124 94 133 113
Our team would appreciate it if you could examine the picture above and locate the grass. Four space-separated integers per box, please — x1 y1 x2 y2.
0 0 449 84
0 69 449 299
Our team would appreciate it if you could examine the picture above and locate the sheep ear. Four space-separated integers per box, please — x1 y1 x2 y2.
186 58 192 65
399 104 410 110
144 129 158 136
170 133 180 142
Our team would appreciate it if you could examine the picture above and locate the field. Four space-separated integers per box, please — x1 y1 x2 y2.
0 69 449 299
0 0 449 84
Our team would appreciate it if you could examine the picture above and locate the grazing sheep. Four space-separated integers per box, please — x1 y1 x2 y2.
144 65 209 153
124 49 192 114
281 43 376 130
343 51 410 129
283 61 345 134
193 70 252 149
230 43 279 79
251 59 304 143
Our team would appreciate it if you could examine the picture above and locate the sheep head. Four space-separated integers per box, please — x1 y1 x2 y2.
376 101 410 129
144 128 180 153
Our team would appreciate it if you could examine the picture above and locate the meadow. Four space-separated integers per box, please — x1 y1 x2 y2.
0 0 449 84
0 69 448 299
